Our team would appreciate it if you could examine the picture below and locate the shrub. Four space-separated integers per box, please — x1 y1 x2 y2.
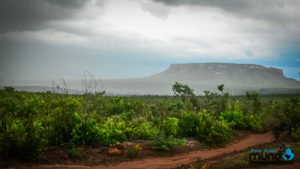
4 86 15 92
68 146 82 158
110 97 141 115
131 122 159 140
168 101 184 112
220 102 264 133
292 127 300 142
219 110 247 130
244 114 263 133
0 117 47 160
48 97 81 145
99 117 129 145
49 97 102 147
119 110 135 121
178 111 198 137
196 112 231 145
272 97 300 138
245 92 261 114
127 144 142 159
162 117 179 136
68 113 102 146
150 133 185 151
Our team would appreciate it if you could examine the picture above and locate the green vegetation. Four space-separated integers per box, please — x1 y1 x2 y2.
0 83 299 160
150 133 185 151
127 144 142 159
292 127 300 142
196 111 232 145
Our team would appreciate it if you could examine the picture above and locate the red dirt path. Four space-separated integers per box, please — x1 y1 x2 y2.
24 132 275 169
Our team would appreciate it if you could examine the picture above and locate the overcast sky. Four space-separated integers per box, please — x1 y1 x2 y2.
0 0 299 85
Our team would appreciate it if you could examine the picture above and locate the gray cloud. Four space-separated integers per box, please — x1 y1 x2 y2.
47 0 90 8
0 0 104 33
152 0 300 25
153 0 250 9
0 0 299 84
140 1 170 19
152 0 300 56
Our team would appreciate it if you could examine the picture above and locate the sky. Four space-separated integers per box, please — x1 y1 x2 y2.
0 0 300 86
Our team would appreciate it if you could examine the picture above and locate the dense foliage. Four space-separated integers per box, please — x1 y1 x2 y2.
0 84 299 160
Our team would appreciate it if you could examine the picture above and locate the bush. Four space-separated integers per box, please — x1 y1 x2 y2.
98 117 129 145
48 97 81 145
196 112 231 145
178 111 198 137
49 97 103 147
244 114 263 133
110 97 126 115
0 117 47 160
127 144 142 159
219 102 263 133
68 146 82 158
219 110 247 129
0 94 48 160
272 97 300 138
68 113 102 146
150 133 185 151
292 127 300 142
162 117 179 137
131 122 159 140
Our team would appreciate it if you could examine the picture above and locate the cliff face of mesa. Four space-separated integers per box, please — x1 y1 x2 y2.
148 63 299 89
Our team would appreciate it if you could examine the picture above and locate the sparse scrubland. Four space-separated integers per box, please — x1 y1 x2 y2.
0 83 299 163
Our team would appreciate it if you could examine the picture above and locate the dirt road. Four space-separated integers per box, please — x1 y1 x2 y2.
25 132 275 169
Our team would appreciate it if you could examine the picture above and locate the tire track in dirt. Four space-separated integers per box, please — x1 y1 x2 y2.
25 132 275 169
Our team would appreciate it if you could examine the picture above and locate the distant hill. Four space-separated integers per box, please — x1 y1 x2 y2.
3 63 300 95
101 63 300 95
149 63 300 88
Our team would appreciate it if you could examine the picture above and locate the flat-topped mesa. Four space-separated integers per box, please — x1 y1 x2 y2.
148 63 300 89
168 63 284 76
90 63 300 95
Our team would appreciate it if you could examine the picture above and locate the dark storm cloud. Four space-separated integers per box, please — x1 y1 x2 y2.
153 0 250 10
152 0 300 24
0 0 101 33
47 0 90 8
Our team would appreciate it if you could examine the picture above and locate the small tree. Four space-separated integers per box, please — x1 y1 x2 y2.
172 81 194 102
218 84 224 96
217 84 228 114
81 72 105 115
246 91 261 114
4 86 15 92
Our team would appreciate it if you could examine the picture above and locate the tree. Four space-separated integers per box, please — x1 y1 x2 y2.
217 84 228 114
172 81 194 101
4 86 15 92
246 91 261 114
218 84 224 96
81 71 105 115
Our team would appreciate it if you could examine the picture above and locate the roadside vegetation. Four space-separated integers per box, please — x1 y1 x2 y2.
182 142 300 169
0 81 299 160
